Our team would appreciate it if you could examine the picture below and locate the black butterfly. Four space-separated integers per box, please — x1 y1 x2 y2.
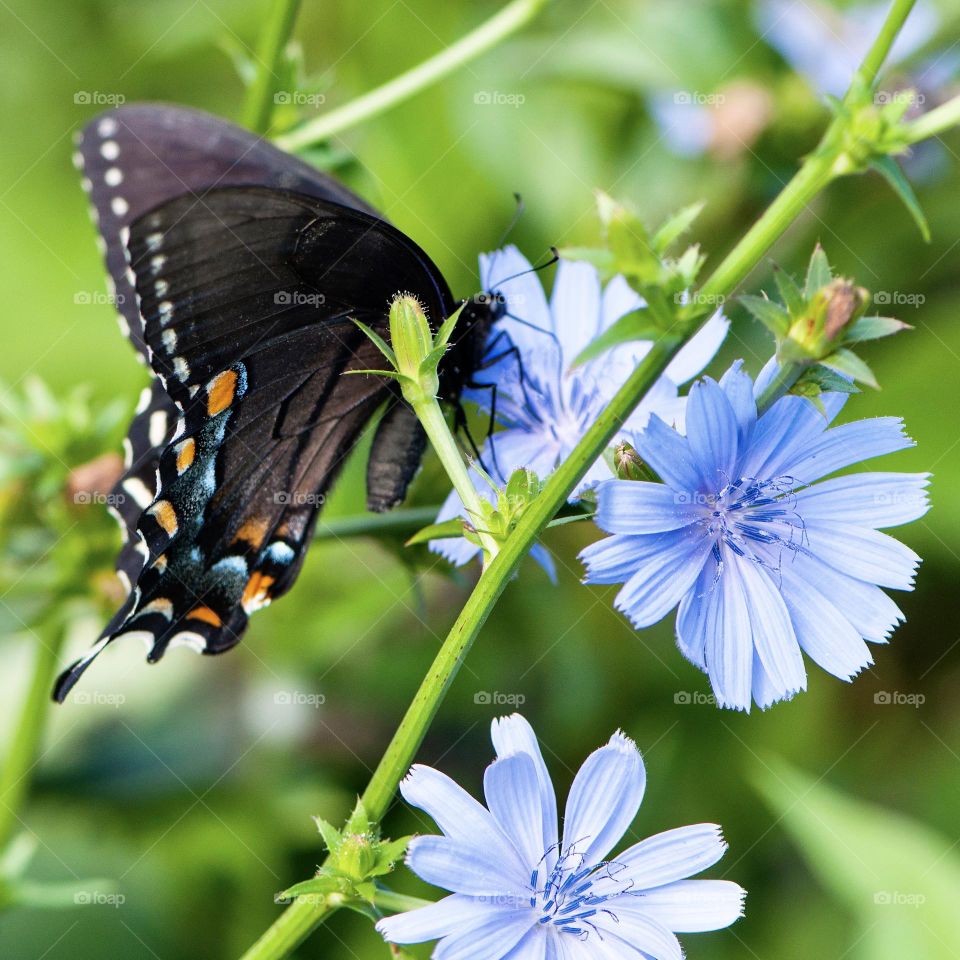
54 104 505 702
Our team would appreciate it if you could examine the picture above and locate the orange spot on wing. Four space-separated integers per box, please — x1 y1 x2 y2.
207 370 238 416
187 606 222 627
149 500 178 535
175 437 195 474
242 572 275 612
233 516 270 550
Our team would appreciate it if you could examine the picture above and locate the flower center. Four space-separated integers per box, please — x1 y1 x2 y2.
529 843 629 940
696 475 806 571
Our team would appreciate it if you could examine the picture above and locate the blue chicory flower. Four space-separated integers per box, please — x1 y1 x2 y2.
377 713 744 958
580 360 931 712
432 246 729 568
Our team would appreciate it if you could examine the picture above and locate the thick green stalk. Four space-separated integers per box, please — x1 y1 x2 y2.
274 0 551 152
0 620 65 849
242 0 303 134
855 0 917 89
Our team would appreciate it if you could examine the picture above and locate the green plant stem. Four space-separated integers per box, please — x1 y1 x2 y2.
242 0 303 134
414 399 500 562
239 3 925 957
904 93 960 145
274 0 551 152
855 0 917 89
0 619 65 849
373 888 432 914
315 507 442 541
754 362 807 415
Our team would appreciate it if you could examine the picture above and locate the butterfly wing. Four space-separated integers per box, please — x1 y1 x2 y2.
54 185 457 701
74 103 380 360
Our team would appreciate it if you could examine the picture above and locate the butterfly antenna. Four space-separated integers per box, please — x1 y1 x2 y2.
494 192 525 249
490 247 559 288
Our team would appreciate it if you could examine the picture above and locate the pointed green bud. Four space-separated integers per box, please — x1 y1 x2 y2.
613 442 651 481
390 295 436 386
337 832 379 881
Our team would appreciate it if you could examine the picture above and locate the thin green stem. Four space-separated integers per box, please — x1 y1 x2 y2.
238 4 922 957
904 93 960 145
854 0 918 92
242 0 303 134
274 0 551 152
0 619 66 849
315 506 441 541
414 399 500 561
754 362 807 415
373 888 432 914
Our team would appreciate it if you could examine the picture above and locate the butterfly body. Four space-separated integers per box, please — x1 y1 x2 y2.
55 105 497 701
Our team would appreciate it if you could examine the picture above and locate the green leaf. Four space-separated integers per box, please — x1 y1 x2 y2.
870 155 931 243
345 799 370 835
313 817 342 855
652 201 705 253
753 759 960 960
405 519 464 546
821 347 879 389
435 302 465 352
772 265 805 316
804 245 832 299
845 315 912 342
570 309 661 368
352 320 397 368
739 294 791 337
278 874 340 902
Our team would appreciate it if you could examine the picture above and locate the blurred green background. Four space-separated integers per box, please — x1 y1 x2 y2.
1 0 959 957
